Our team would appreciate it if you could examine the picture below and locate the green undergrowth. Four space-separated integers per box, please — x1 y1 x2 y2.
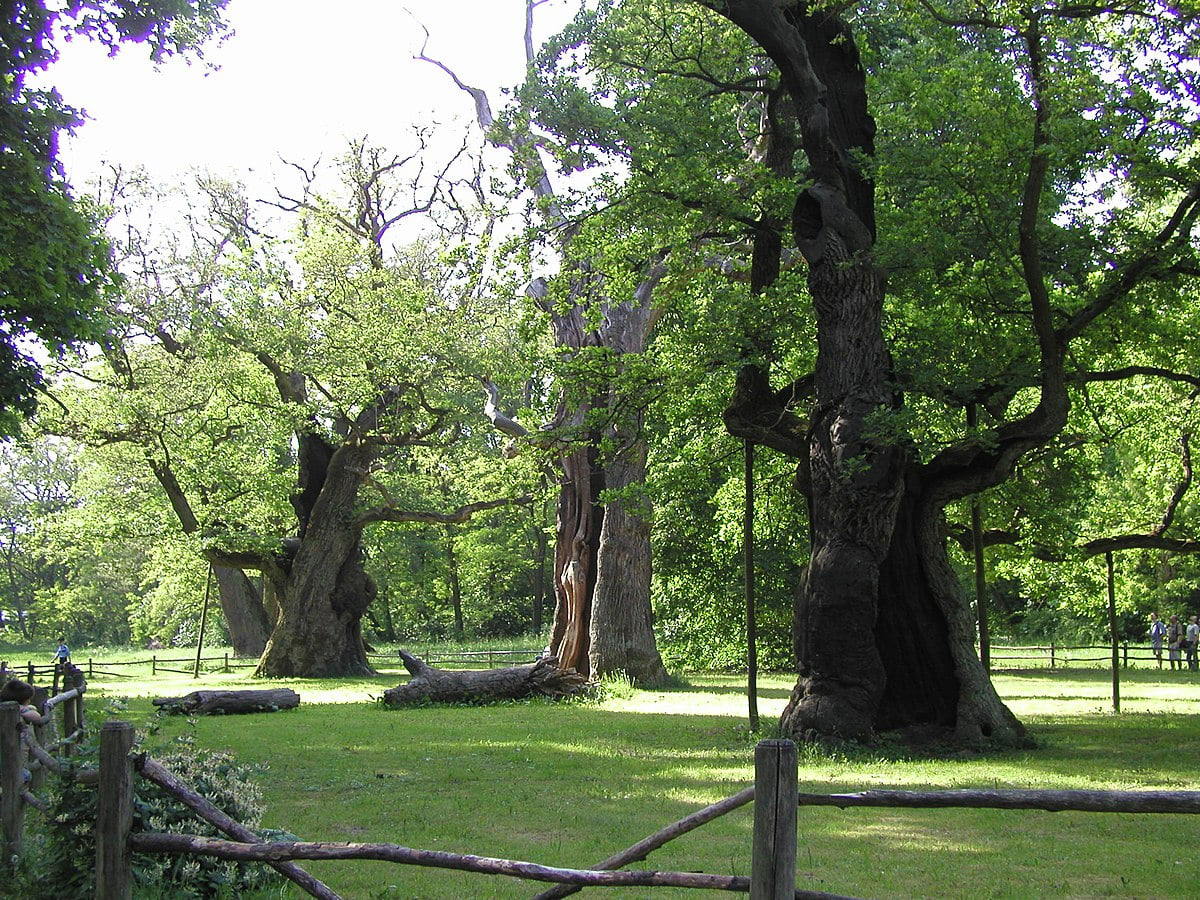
29 667 1200 897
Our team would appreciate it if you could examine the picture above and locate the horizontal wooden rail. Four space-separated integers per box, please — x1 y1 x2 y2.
128 833 780 893
534 786 757 900
796 788 1200 814
44 688 80 710
137 755 338 900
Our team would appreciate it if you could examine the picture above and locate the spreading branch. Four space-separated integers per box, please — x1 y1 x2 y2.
356 495 532 529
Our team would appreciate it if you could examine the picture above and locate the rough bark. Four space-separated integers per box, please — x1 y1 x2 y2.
548 442 603 677
590 426 668 685
780 235 901 743
152 688 300 715
256 441 377 677
382 650 588 705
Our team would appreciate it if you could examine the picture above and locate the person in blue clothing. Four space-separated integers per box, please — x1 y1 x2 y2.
51 638 70 667
1150 612 1167 669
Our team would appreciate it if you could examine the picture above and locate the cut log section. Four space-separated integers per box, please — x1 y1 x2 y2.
152 689 300 715
383 650 589 707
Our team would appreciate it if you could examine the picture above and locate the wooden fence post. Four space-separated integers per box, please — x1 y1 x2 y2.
751 739 797 900
0 702 23 869
96 721 135 900
88 658 94 678
1050 642 1056 669
63 699 78 757
151 655 156 676
29 687 47 792
224 653 229 674
26 662 34 684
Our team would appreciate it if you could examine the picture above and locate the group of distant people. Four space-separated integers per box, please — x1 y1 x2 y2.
1149 613 1200 670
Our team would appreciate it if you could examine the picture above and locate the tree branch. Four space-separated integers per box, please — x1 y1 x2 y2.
356 495 532 528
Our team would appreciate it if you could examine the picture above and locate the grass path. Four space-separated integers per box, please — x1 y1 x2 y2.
80 666 1200 898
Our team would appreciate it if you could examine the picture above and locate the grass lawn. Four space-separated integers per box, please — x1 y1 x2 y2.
65 664 1200 898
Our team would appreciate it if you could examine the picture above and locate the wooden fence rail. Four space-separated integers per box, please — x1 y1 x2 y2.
91 723 1200 900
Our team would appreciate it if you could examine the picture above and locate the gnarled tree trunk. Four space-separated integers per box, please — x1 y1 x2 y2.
548 443 603 677
256 442 376 677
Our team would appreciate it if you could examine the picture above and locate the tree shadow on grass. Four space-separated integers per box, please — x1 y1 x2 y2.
137 699 1200 899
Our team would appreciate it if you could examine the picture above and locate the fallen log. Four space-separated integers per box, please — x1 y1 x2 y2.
152 689 300 715
382 650 589 707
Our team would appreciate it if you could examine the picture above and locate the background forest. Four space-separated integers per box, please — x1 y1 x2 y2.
0 0 1197 679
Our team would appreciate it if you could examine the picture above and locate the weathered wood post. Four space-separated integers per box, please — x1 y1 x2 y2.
96 721 135 900
224 653 230 674
88 658 94 678
151 655 156 676
29 686 47 792
1050 641 1056 669
751 738 797 899
0 702 24 869
63 698 78 757
26 662 34 683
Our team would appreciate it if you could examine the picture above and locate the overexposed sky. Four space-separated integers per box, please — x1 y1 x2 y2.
51 0 577 189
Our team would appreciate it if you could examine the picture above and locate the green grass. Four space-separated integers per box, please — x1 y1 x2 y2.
62 663 1200 898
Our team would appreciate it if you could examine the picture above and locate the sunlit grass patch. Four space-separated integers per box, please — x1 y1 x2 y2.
64 665 1200 898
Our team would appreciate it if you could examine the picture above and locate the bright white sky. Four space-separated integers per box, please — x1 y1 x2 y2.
51 0 577 191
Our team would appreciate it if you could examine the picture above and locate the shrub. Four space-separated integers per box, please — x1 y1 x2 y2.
21 727 281 898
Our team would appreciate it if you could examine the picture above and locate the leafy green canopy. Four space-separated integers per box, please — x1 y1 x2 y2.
0 0 229 433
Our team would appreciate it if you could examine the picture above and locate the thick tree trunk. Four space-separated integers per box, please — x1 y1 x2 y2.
780 240 902 743
256 443 376 677
590 429 668 685
211 565 269 658
383 649 588 705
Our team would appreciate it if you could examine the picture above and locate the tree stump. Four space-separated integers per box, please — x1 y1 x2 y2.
152 689 300 715
383 650 589 706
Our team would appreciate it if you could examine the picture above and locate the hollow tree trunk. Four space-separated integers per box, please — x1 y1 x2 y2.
590 426 668 685
256 443 376 677
211 565 269 658
548 443 603 676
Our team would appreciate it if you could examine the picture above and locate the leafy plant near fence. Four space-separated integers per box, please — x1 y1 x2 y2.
17 722 282 898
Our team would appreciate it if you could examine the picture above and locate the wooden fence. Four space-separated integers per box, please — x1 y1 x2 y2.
86 730 1200 900
988 642 1181 669
0 648 542 683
